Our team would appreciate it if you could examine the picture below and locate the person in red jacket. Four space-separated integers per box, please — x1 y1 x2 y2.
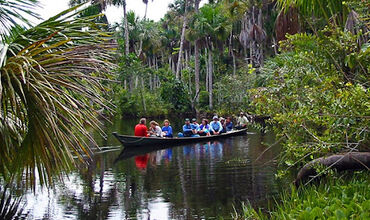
134 118 148 137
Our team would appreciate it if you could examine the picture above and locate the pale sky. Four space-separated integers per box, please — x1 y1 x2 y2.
35 0 195 24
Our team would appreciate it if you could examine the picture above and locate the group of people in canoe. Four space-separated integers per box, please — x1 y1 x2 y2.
134 112 250 138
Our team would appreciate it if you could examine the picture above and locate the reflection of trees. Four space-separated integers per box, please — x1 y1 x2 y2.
45 131 280 219
56 153 119 219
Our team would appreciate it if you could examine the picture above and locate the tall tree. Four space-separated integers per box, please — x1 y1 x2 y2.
175 0 188 79
109 0 129 55
142 0 154 19
191 3 231 109
194 0 201 103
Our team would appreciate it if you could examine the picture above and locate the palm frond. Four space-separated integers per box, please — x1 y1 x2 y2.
0 0 40 42
276 0 349 26
0 4 117 189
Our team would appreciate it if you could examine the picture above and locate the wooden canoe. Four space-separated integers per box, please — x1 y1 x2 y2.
112 128 247 147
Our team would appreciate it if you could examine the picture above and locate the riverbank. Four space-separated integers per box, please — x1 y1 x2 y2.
233 171 370 219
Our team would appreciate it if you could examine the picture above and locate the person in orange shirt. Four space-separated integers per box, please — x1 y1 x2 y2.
134 118 148 137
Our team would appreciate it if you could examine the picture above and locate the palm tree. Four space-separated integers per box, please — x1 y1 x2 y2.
175 0 189 80
194 0 201 103
0 3 116 188
68 0 109 24
142 0 154 19
191 3 232 109
102 0 129 55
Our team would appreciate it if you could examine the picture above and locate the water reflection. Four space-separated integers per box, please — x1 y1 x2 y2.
23 118 280 219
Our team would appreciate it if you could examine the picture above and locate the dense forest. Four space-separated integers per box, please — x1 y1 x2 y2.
0 0 369 218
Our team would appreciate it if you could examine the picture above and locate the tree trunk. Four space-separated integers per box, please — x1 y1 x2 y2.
294 152 370 186
144 2 148 19
137 39 143 57
183 49 189 82
135 76 138 89
123 3 129 56
250 7 255 66
194 0 201 103
176 0 188 79
208 50 213 110
257 8 264 66
140 78 147 113
194 40 200 102
229 31 236 75
205 48 209 93
148 58 153 90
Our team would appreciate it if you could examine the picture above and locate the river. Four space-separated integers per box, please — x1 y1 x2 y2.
22 117 281 219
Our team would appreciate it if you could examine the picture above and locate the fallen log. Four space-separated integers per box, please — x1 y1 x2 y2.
294 152 370 186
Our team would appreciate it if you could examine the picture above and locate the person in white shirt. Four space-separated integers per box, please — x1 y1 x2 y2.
236 112 249 129
149 121 163 137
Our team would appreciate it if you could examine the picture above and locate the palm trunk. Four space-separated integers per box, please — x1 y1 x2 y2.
144 2 148 19
229 31 236 75
194 40 200 101
123 3 129 56
205 48 209 93
194 0 201 103
257 8 263 66
148 58 153 90
140 78 147 113
208 49 213 110
176 0 188 79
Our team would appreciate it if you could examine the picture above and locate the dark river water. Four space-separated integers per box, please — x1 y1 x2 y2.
23 117 281 219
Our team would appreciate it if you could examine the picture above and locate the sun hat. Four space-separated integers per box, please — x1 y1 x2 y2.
192 118 197 122
185 118 190 121
212 115 219 120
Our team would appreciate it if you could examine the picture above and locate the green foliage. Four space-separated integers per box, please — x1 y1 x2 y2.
277 0 349 26
235 172 370 219
252 28 369 174
0 5 115 188
0 0 40 41
214 67 256 115
160 77 191 113
115 88 169 117
198 90 209 109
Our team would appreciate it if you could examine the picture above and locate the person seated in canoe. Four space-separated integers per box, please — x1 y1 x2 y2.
236 112 249 129
161 119 173 137
197 119 211 136
178 118 200 137
149 121 163 137
219 117 226 134
191 118 200 131
210 116 223 135
134 118 148 137
225 117 233 132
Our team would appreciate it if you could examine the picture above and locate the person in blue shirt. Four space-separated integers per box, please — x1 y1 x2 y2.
197 119 211 136
210 116 223 135
161 119 173 137
178 118 200 137
225 117 233 132
191 118 199 131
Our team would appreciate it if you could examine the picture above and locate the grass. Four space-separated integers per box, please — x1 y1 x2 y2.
232 171 370 219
